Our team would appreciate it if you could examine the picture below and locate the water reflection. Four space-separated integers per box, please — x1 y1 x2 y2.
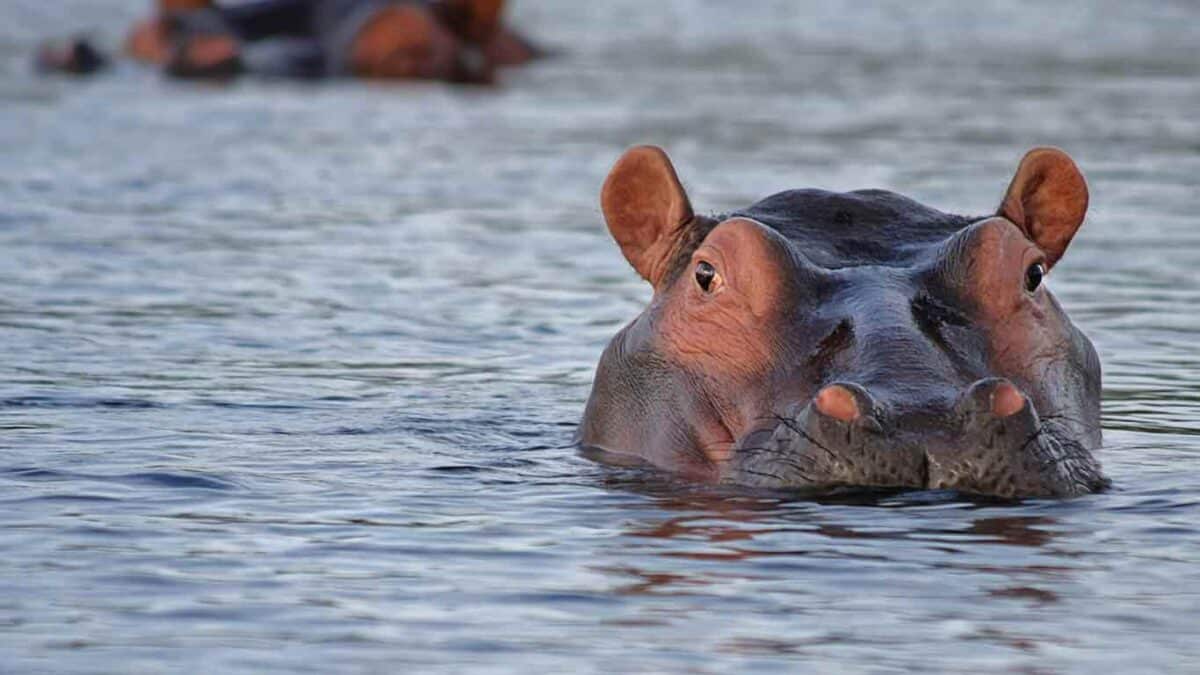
594 477 1076 618
586 486 1082 664
962 515 1058 548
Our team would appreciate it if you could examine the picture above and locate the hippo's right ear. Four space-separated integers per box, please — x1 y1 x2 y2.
998 147 1089 269
601 146 695 287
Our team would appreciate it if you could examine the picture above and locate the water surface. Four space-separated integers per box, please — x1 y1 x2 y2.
2 1 1199 672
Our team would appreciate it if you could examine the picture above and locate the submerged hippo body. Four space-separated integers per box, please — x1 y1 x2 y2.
37 0 541 83
579 146 1106 498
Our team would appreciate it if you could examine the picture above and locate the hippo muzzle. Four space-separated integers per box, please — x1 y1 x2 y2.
732 380 1107 498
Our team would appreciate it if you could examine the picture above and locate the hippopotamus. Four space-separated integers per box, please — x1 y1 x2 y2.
36 0 542 84
579 146 1107 498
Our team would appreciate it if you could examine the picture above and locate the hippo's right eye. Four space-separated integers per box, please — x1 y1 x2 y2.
695 261 717 292
1024 262 1045 293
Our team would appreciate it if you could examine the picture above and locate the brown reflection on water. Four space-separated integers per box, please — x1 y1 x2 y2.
598 484 1076 604
591 565 713 596
624 496 784 563
964 515 1058 547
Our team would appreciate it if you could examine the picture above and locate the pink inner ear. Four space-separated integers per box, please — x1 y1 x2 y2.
601 146 694 286
998 147 1088 269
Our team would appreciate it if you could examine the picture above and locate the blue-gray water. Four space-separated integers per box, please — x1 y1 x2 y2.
2 1 1199 672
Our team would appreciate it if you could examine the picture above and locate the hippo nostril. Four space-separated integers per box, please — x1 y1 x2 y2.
990 381 1026 418
814 384 860 422
960 378 1030 421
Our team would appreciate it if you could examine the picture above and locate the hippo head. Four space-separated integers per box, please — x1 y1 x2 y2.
579 146 1106 498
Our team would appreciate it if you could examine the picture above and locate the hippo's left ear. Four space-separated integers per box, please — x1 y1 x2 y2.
601 146 695 287
998 147 1089 269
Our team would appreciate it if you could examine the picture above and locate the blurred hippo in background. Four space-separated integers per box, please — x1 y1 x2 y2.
580 146 1106 499
36 0 543 84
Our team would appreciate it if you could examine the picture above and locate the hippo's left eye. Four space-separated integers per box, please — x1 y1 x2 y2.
1024 262 1045 293
695 261 717 292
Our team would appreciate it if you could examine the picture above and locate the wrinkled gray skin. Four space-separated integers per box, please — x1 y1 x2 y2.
579 147 1106 499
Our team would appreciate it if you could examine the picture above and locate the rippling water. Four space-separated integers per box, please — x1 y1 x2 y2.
2 1 1199 672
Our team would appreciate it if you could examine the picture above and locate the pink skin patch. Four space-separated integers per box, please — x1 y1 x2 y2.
991 381 1026 418
815 384 860 423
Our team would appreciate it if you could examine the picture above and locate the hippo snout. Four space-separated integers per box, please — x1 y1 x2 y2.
729 379 1106 498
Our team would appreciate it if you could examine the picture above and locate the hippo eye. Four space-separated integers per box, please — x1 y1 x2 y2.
695 261 717 292
1025 262 1045 293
